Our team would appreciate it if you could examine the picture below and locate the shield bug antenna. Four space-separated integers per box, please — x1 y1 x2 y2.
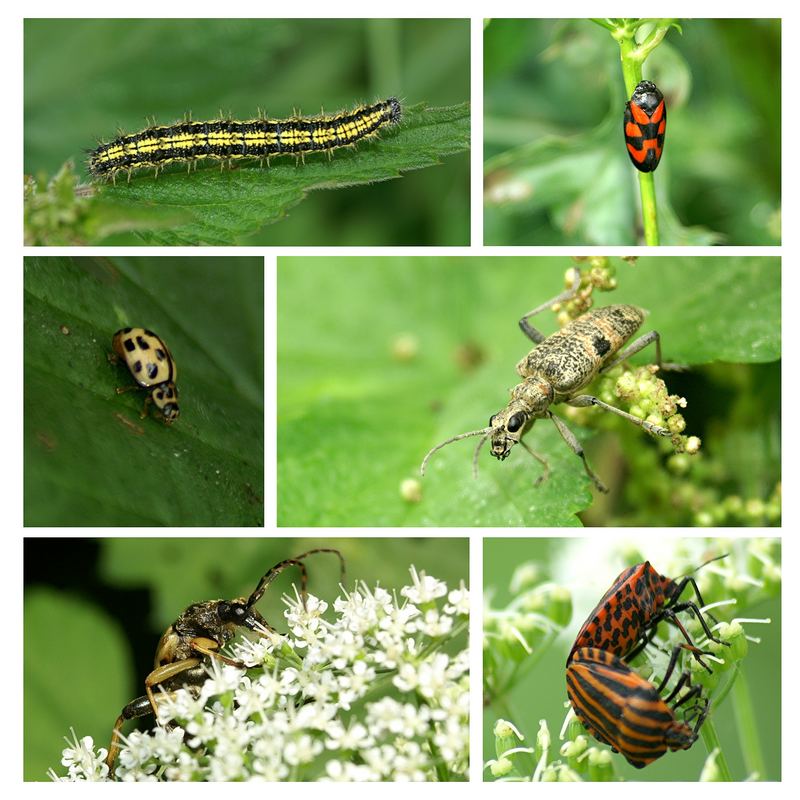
105 547 345 774
420 271 675 493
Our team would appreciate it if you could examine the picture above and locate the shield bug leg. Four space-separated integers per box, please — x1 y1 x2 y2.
566 393 670 436
547 411 608 493
518 271 581 343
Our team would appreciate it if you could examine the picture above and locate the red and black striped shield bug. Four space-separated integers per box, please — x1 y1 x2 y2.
105 548 345 774
567 557 729 669
624 80 667 172
420 273 674 493
109 327 180 424
566 646 709 768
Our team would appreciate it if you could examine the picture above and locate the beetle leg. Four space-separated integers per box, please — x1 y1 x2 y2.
189 635 249 668
115 385 144 395
144 657 203 718
106 693 176 773
547 412 608 493
140 394 152 419
567 394 671 436
600 329 663 373
518 439 550 486
600 330 685 373
518 271 581 343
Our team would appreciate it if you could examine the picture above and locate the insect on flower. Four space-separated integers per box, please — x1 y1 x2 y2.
567 646 708 769
105 548 345 774
420 272 677 493
567 556 729 670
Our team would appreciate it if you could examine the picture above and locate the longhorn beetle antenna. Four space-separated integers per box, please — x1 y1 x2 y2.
420 427 493 477
247 548 346 610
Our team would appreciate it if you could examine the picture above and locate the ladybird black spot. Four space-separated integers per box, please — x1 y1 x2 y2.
145 329 156 337
165 387 174 398
592 335 611 357
155 348 166 361
133 360 142 373
147 363 158 380
124 338 136 353
156 390 163 400
137 336 151 350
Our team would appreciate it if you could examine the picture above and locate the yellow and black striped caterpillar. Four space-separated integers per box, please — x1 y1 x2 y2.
88 97 402 181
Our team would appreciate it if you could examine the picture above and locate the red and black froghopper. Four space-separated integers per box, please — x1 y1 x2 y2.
624 80 667 172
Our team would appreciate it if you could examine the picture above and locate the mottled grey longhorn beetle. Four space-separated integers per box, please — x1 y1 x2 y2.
420 272 675 493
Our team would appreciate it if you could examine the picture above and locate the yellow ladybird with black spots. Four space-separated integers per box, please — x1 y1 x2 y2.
110 327 180 424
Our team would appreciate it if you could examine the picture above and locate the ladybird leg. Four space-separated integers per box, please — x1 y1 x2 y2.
519 439 550 487
143 658 203 719
547 411 608 493
115 385 143 395
566 394 670 437
518 271 582 343
140 394 152 419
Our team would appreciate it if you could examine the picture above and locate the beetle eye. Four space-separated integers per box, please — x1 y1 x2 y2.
507 413 525 433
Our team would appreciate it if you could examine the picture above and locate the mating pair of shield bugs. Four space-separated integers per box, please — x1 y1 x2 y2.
421 271 680 493
106 548 344 774
566 557 728 767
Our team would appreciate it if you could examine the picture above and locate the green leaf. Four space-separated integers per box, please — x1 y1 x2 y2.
24 588 132 781
24 256 264 526
277 256 780 527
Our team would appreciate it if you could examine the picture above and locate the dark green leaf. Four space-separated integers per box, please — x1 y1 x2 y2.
24 256 264 526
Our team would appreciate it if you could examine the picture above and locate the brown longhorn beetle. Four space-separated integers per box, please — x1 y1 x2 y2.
421 272 677 493
106 548 345 773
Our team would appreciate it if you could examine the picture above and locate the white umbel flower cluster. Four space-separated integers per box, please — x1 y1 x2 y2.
49 568 469 782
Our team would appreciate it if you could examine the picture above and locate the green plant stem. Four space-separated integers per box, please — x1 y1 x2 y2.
699 718 733 781
731 667 766 779
616 28 660 246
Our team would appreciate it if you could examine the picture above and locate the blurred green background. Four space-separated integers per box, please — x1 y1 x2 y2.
483 537 781 781
24 256 264 526
24 18 469 245
484 19 781 245
278 255 780 527
24 536 468 781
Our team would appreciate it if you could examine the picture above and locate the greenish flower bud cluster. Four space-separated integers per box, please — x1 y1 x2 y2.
552 259 619 325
